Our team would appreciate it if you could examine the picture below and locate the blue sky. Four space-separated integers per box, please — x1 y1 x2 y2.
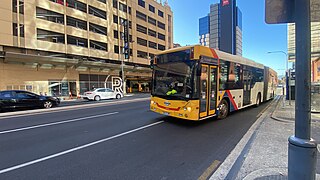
168 0 288 76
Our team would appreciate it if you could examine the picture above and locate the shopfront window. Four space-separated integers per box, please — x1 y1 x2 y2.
48 80 77 97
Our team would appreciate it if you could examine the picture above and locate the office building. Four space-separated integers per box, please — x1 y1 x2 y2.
199 15 210 47
288 21 320 82
199 0 242 56
0 0 173 96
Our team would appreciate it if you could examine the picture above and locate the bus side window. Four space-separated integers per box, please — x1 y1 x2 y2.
219 60 228 90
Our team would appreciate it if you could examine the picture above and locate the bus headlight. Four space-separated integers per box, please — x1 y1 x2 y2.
187 107 192 112
151 100 156 105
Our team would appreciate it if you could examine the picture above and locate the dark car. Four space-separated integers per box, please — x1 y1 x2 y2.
0 90 60 112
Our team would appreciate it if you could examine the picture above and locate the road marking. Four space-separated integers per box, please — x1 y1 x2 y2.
0 121 164 174
0 112 119 135
0 97 149 119
256 97 279 118
198 160 221 180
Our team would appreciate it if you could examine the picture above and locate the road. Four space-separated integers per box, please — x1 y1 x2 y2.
0 96 271 180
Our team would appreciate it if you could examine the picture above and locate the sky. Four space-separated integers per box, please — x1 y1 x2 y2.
167 0 288 77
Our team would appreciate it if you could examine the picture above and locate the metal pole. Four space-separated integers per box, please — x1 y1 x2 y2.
267 51 290 105
288 0 317 179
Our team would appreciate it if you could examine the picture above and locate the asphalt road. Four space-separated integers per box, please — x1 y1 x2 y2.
0 97 271 180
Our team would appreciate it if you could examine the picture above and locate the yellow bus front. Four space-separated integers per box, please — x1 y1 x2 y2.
150 46 219 121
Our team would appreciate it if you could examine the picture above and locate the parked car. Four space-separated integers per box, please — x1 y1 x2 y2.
0 90 60 112
82 88 123 101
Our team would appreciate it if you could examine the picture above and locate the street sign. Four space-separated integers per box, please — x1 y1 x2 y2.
265 0 320 24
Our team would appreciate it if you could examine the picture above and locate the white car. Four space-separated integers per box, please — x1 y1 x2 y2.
82 88 123 101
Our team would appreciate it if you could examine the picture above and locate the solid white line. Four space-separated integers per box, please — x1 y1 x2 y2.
0 121 164 174
0 112 119 135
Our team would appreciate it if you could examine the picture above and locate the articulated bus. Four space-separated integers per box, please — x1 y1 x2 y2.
150 45 277 120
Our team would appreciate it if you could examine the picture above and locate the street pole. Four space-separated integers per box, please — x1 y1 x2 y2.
267 51 290 105
288 0 317 179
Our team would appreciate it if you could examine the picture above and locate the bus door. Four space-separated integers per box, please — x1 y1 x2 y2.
200 65 218 118
209 66 217 115
243 70 251 106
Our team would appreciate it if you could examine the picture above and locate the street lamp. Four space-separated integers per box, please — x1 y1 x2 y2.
267 51 291 105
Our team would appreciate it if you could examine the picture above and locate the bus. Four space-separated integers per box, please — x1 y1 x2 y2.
150 45 277 120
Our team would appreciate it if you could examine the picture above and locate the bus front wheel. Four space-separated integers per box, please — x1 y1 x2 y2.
218 99 229 119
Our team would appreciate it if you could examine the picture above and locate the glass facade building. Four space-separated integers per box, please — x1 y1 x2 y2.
199 15 210 47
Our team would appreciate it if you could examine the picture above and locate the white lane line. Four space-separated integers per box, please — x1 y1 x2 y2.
0 112 119 135
0 121 164 174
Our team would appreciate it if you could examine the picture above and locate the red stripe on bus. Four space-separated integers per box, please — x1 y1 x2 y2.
226 90 238 110
210 48 219 59
156 103 181 111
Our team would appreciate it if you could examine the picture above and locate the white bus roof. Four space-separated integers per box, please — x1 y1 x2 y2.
214 49 265 69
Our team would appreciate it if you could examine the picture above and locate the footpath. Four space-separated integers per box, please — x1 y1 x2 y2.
210 96 320 180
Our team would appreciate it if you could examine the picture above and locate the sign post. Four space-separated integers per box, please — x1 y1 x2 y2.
265 0 318 179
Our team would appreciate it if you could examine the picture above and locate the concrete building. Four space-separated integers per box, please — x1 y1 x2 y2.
198 0 242 56
0 0 173 97
288 21 320 82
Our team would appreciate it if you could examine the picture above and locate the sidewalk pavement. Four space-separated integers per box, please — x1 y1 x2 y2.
210 96 320 180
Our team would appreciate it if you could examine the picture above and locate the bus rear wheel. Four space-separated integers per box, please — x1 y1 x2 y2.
218 99 229 119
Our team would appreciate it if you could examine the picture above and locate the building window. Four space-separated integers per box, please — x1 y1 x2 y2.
158 44 165 50
67 16 87 30
148 29 156 37
113 0 118 8
137 37 147 47
90 40 107 51
114 30 119 39
128 7 131 14
129 21 132 29
119 2 127 13
114 45 119 54
37 29 65 44
113 15 118 24
89 6 107 19
19 0 24 14
137 50 148 59
89 23 107 36
148 17 157 26
97 0 106 3
66 0 87 13
138 0 145 8
148 41 157 49
50 0 64 5
67 35 88 47
158 33 165 41
136 24 147 34
13 23 18 36
149 53 155 60
149 4 155 13
136 11 147 21
12 0 17 13
157 21 165 30
158 10 163 17
20 24 24 37
36 8 64 24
